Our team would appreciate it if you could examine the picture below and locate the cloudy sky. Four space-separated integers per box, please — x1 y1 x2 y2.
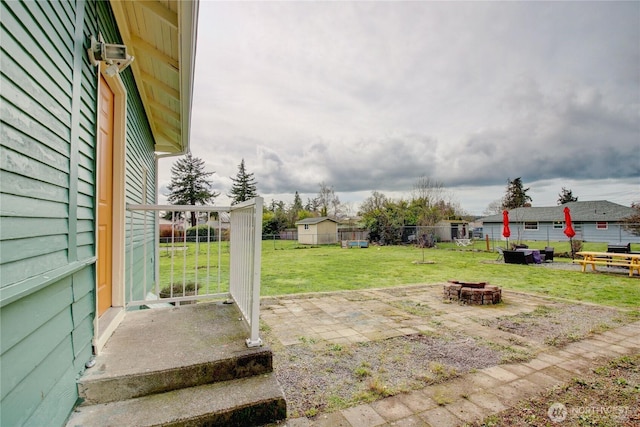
159 1 639 215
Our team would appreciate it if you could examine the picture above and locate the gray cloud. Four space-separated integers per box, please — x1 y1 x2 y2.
159 1 639 213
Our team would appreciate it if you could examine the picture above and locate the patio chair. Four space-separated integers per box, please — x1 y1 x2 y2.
496 246 504 261
543 247 554 262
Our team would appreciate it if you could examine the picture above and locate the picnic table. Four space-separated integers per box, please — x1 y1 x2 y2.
575 251 640 277
454 238 472 247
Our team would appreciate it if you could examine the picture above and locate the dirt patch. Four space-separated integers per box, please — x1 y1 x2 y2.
467 354 640 427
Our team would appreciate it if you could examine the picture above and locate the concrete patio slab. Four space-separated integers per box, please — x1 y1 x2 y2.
261 284 640 427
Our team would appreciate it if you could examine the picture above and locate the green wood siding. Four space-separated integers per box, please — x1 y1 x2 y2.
1 0 159 425
1 0 74 286
0 268 92 427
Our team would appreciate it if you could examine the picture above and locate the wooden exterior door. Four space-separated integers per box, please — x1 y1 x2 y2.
97 76 114 316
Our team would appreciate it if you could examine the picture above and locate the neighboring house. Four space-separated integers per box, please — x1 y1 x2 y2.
159 218 185 237
206 211 231 230
295 217 338 244
479 201 639 243
0 1 198 425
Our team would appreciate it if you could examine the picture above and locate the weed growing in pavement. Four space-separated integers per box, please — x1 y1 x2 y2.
433 389 454 406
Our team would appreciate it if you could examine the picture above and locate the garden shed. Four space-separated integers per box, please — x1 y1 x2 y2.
295 217 338 245
434 220 470 242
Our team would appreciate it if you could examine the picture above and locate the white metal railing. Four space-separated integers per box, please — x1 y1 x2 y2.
229 197 263 347
125 197 264 347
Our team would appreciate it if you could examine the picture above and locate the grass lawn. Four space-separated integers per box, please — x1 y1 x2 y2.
159 240 640 309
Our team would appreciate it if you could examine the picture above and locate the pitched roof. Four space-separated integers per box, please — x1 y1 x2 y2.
479 201 636 223
295 217 338 225
111 0 199 154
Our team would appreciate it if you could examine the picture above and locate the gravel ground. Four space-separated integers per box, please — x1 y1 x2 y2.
264 298 638 418
270 331 503 417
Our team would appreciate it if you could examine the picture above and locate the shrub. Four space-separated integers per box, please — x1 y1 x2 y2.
571 239 583 254
185 225 216 242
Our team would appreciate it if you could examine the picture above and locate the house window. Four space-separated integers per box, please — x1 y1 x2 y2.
524 222 538 230
596 221 608 230
304 224 309 230
553 221 563 229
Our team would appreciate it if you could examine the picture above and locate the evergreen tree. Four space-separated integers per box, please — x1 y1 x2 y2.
166 153 219 226
287 191 304 226
501 177 532 209
228 159 258 205
291 191 303 213
557 187 578 205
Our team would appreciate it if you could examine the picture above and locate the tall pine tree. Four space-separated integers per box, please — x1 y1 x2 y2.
501 177 532 209
228 159 258 205
557 187 578 205
166 153 219 226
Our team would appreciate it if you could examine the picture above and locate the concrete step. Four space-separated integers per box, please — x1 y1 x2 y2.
67 373 286 427
78 346 274 404
78 302 274 404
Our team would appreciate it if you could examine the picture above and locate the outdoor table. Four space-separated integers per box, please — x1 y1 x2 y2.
575 251 640 277
454 238 472 247
516 248 542 264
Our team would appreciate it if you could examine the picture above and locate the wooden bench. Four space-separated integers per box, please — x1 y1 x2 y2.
574 251 640 277
607 243 631 253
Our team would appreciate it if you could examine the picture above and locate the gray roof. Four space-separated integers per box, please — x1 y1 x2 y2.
295 216 338 225
479 201 636 223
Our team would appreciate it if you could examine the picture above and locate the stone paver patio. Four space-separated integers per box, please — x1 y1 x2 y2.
261 284 640 426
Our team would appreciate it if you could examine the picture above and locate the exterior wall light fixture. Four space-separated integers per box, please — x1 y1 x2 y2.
88 34 134 76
